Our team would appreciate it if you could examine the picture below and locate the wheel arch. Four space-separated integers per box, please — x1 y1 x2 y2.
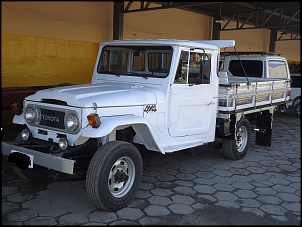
81 115 163 153
292 96 300 107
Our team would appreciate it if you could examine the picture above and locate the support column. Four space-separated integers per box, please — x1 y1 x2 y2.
113 2 124 40
269 28 277 52
212 20 221 40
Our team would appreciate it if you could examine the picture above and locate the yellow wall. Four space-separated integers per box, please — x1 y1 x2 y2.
1 1 300 88
221 27 270 52
220 21 301 61
276 40 301 62
1 1 112 87
123 3 212 40
1 33 99 87
1 1 113 42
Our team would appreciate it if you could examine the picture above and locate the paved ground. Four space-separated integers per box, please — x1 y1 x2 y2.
2 110 301 225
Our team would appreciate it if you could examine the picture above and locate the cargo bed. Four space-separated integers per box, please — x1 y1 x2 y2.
218 76 290 113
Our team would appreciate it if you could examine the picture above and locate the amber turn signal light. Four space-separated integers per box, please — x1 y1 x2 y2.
286 88 291 96
11 103 23 115
87 113 101 128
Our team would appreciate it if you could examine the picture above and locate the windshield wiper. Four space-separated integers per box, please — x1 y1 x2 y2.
108 71 150 79
125 72 149 79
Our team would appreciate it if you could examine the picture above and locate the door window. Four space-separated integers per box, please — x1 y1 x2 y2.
174 51 211 84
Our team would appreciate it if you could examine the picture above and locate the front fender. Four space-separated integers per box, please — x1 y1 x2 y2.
13 113 25 125
81 115 164 153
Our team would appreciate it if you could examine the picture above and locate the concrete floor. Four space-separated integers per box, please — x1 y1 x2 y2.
2 109 301 225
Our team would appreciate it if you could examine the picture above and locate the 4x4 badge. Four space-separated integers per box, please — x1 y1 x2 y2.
144 105 157 113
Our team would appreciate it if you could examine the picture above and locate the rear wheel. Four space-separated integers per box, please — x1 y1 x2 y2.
86 141 143 211
222 117 251 160
294 101 300 117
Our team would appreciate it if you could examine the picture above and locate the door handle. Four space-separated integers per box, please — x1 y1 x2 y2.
207 101 215 105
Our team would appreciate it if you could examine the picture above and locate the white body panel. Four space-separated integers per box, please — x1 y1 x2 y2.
19 39 236 153
12 39 289 155
26 82 158 108
220 54 290 80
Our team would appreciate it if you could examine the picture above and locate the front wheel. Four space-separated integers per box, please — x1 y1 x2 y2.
86 141 143 211
222 117 251 160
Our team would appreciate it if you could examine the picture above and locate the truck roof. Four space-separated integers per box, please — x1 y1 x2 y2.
220 54 287 61
101 39 235 50
221 51 282 56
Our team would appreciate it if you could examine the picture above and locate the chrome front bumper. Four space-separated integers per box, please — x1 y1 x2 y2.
2 142 75 174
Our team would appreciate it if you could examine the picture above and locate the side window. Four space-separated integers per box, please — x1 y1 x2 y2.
229 60 263 78
174 51 189 84
268 60 288 79
188 52 211 84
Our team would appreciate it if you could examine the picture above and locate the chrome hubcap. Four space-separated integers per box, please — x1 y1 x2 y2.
108 156 135 198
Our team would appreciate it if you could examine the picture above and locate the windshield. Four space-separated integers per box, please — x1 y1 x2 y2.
97 45 173 78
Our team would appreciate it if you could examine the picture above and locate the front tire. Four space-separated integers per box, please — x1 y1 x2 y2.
86 141 143 211
222 117 251 160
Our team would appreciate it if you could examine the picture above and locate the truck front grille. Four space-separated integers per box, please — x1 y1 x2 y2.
39 109 65 129
24 104 81 134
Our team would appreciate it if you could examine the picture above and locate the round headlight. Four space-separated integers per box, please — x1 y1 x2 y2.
66 114 79 132
24 107 35 123
21 128 31 141
58 137 68 151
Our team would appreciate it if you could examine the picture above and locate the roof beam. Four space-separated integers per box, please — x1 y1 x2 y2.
240 11 254 28
122 1 219 13
285 9 300 25
261 8 279 27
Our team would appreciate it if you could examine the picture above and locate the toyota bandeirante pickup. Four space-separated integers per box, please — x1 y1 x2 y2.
2 39 291 211
219 51 291 112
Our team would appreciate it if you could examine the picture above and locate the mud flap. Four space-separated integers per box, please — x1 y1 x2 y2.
255 110 272 147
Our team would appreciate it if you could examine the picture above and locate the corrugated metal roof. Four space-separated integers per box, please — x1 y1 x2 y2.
123 2 300 40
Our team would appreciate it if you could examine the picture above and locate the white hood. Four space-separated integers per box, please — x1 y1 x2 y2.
25 82 158 108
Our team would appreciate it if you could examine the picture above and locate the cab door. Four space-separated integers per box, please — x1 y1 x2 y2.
168 49 218 141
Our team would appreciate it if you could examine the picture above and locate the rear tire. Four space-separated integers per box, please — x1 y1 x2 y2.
222 117 251 160
86 141 143 211
294 101 300 117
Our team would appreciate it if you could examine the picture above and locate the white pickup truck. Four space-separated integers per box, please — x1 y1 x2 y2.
2 39 291 211
219 51 291 112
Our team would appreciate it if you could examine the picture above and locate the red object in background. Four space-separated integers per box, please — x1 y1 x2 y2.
2 83 73 110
